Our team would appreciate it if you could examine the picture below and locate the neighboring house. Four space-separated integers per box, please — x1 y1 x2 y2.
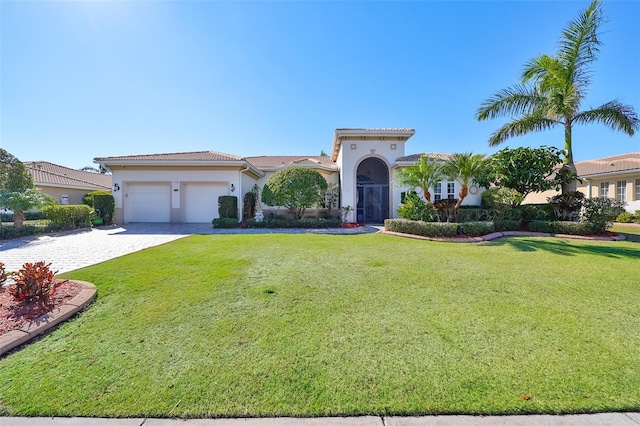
25 161 112 205
523 152 640 213
94 128 484 224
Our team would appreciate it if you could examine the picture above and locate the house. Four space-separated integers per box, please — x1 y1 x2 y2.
523 152 640 213
25 161 112 205
94 128 483 224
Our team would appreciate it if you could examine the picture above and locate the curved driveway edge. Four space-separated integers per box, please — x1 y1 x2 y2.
381 229 626 242
0 280 96 357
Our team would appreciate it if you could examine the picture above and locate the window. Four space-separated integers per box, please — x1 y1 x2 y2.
434 182 442 201
616 180 627 202
600 182 609 198
636 179 640 201
447 182 455 199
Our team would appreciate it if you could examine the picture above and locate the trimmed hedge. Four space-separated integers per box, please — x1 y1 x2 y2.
42 204 92 231
93 194 115 225
384 219 459 237
0 211 45 222
83 190 112 207
243 216 340 229
218 196 238 219
458 221 495 237
527 220 594 235
212 218 240 228
0 223 47 239
494 220 522 232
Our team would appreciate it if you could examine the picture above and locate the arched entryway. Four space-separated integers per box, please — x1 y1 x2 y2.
356 157 389 223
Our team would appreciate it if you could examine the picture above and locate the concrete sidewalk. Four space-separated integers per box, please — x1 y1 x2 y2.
2 413 640 425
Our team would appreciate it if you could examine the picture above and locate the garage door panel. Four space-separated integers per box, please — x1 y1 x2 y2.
183 183 227 223
126 183 171 223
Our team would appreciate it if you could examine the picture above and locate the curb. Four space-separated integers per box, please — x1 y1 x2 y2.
381 229 626 243
0 280 96 356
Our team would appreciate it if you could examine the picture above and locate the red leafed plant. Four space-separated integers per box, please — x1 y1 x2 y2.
0 261 62 305
0 262 8 286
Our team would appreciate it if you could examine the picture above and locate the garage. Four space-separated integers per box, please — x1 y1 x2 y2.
125 183 171 223
183 182 227 223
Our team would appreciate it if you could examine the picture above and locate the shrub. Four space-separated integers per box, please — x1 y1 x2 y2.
262 166 328 219
547 191 585 221
481 187 524 219
243 215 340 229
243 192 257 221
516 203 556 222
83 190 112 207
615 212 635 223
384 218 459 237
433 198 458 222
92 194 115 224
0 261 62 305
455 207 495 222
397 192 437 222
458 221 495 237
42 204 92 231
212 217 239 228
218 196 238 219
582 197 626 233
528 220 594 235
0 224 47 239
0 262 7 286
493 220 522 232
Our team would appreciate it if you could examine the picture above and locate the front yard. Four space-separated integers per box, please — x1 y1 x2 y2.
0 233 638 417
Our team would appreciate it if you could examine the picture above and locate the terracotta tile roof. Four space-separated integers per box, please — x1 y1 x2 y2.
94 151 243 162
245 156 336 168
396 152 452 162
335 128 416 133
25 162 112 190
575 152 640 176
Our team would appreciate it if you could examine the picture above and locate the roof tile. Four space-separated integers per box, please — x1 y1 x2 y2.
26 162 112 190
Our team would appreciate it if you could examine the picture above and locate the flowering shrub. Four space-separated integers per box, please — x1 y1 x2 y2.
2 262 62 305
0 262 8 286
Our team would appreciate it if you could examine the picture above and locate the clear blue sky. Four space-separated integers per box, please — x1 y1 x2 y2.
1 0 639 170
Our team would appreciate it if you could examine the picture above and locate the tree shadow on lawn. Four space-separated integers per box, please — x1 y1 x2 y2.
493 237 640 259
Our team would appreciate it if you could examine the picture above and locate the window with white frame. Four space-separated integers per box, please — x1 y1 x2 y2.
600 182 609 198
616 180 627 202
434 182 442 201
447 182 455 199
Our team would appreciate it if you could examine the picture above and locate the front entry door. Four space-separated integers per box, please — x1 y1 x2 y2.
357 184 389 223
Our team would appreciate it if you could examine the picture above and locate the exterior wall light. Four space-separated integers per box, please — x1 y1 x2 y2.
113 183 120 191
230 183 235 192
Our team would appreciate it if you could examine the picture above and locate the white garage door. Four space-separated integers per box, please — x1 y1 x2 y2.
183 182 227 223
125 183 171 223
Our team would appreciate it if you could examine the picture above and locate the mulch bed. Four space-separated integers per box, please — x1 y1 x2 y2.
0 280 84 336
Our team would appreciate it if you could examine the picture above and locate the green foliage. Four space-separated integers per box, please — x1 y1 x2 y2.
0 211 45 222
442 152 487 211
493 220 522 232
218 195 238 219
0 188 54 229
433 198 459 222
393 155 443 202
481 187 524 219
615 212 635 223
262 166 328 219
527 220 595 235
547 191 585 221
477 147 569 198
321 183 340 216
92 194 115 224
242 192 257 221
384 218 459 237
82 190 112 207
0 149 34 193
243 215 340 229
582 197 626 232
212 217 239 228
516 203 556 222
42 204 92 231
0 261 61 305
396 192 437 222
457 221 496 237
0 223 47 239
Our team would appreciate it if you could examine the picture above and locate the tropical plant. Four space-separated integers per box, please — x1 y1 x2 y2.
442 152 487 213
321 183 340 216
262 166 328 219
548 191 585 221
396 192 436 222
481 187 524 220
393 155 443 202
0 261 62 306
582 197 626 232
0 188 54 229
476 0 638 191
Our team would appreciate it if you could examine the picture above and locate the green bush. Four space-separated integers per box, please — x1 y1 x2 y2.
493 220 522 232
516 203 555 222
0 224 46 239
218 196 238 219
458 221 495 237
42 204 92 231
92 194 115 225
384 219 459 237
242 192 257 221
454 207 495 222
397 193 436 222
582 197 626 233
527 220 594 235
615 212 635 223
243 215 340 229
212 217 239 228
83 190 112 207
548 191 585 221
0 211 45 222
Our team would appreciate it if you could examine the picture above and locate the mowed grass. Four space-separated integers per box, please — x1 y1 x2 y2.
611 224 640 242
1 234 639 417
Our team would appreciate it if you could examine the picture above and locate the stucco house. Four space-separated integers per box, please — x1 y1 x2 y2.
26 161 112 205
523 152 640 213
94 128 483 224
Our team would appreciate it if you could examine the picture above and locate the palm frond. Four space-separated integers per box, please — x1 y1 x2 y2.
476 85 544 121
573 101 640 136
488 115 559 147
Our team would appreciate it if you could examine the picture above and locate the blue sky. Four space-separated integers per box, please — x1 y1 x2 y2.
1 0 639 170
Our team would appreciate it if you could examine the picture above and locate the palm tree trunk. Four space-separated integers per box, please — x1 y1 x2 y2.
562 121 578 193
13 210 25 229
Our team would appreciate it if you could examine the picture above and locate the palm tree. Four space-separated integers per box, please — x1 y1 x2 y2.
442 152 486 212
393 155 443 202
476 0 638 189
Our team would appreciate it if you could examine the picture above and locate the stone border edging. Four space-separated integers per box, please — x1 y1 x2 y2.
381 229 626 243
0 280 97 356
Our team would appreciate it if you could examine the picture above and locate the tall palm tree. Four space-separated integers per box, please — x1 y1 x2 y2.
442 152 486 212
393 155 443 202
476 0 638 187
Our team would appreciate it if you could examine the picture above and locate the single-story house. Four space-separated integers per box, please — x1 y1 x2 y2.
26 161 112 205
523 152 640 213
94 128 483 224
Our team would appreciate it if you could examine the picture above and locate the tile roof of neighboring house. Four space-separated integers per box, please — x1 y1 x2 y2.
25 161 112 190
335 128 416 133
575 152 640 177
94 151 243 162
396 153 452 162
245 156 335 168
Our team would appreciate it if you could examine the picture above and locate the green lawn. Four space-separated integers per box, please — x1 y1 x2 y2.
611 224 640 243
1 234 639 417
